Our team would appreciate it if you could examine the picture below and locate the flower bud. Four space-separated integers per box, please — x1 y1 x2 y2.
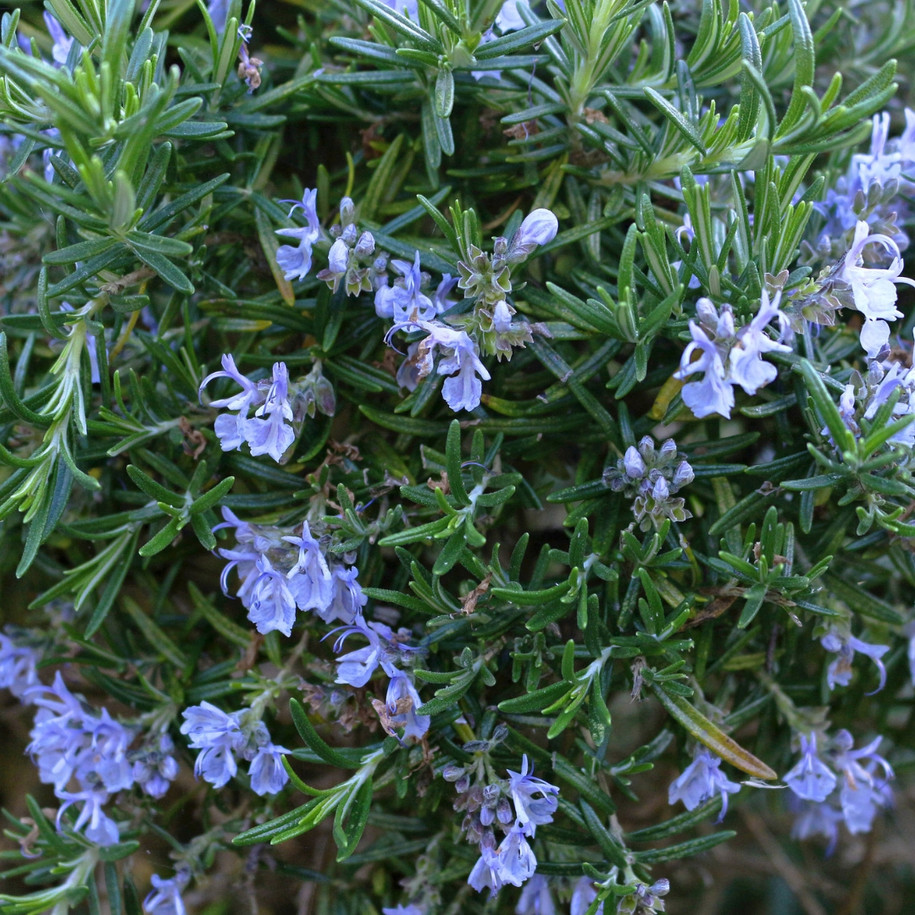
517 208 558 248
623 446 645 479
328 238 349 274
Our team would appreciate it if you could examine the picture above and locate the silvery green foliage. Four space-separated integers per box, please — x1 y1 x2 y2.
1 1 914 913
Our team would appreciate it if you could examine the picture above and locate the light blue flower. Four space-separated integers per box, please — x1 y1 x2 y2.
284 522 334 614
515 872 555 915
144 872 189 915
180 701 245 788
324 566 368 624
132 734 179 799
467 841 502 894
247 554 298 636
668 748 741 820
56 787 120 846
507 755 559 830
276 188 322 281
820 628 889 693
492 823 537 888
385 670 430 741
246 362 296 462
0 630 40 698
249 743 290 796
570 876 604 915
375 252 440 327
784 734 837 803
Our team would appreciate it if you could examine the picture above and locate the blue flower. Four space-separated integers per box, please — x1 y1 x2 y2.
284 522 334 614
515 873 556 915
493 823 538 888
467 841 503 894
56 787 120 847
248 743 290 796
374 252 440 327
132 734 179 799
247 554 298 636
0 630 40 699
246 362 296 462
667 748 741 820
385 671 430 741
570 877 604 915
180 701 245 789
276 188 322 281
784 734 837 803
324 566 368 624
507 756 559 830
789 796 843 853
143 872 189 915
820 628 889 693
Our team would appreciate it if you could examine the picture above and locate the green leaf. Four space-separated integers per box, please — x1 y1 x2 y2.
649 680 776 780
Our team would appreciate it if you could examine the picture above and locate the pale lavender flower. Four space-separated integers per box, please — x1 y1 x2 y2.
507 756 559 830
386 671 430 741
199 354 261 452
570 877 604 915
375 252 440 327
784 734 837 802
333 618 388 688
839 772 893 835
789 797 843 853
390 319 491 412
675 302 735 418
56 787 120 846
276 188 322 281
668 748 741 820
180 701 245 789
322 566 368 624
727 290 792 394
246 554 298 636
468 841 503 894
246 362 295 462
382 906 424 915
132 734 179 799
676 294 789 418
835 221 914 357
820 628 889 693
143 872 189 915
0 630 40 698
249 743 290 796
493 823 538 888
43 13 73 66
284 522 333 614
515 873 555 914
497 1 529 32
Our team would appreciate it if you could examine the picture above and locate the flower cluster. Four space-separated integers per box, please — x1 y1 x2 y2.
675 291 792 418
785 730 893 850
180 701 288 795
15 661 178 847
381 208 557 413
200 354 318 463
818 109 915 252
837 330 915 448
331 614 429 742
603 436 694 531
215 507 366 637
443 753 559 895
668 748 742 821
275 187 380 294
